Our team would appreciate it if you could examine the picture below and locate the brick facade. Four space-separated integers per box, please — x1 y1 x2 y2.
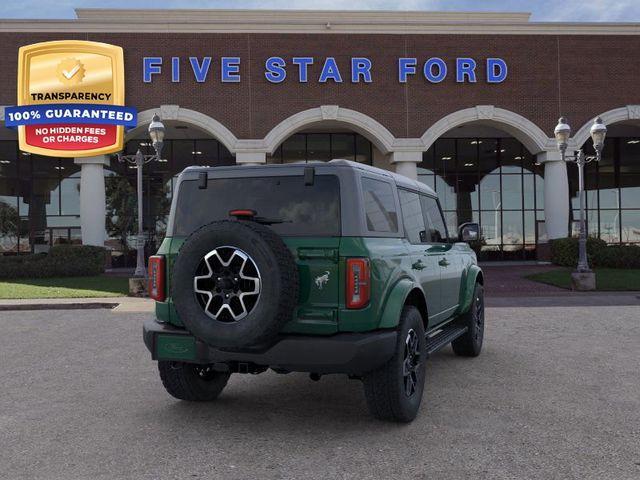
0 31 638 141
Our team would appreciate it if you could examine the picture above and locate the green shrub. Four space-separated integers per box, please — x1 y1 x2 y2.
593 244 640 268
550 237 640 268
0 245 107 279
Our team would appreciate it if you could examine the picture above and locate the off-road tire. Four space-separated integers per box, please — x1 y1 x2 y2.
362 306 427 423
158 361 231 401
171 220 299 348
452 283 484 357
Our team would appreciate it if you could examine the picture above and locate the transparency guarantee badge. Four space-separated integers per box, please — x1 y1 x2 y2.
5 40 136 157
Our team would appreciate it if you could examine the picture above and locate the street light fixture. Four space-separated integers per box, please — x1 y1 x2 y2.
117 113 166 278
553 116 607 283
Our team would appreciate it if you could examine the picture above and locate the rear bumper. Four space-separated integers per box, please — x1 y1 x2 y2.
143 319 397 375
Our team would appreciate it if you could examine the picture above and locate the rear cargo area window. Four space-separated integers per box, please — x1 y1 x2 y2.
173 175 340 237
361 177 398 233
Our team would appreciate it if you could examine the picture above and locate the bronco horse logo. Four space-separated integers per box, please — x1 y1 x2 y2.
315 271 330 290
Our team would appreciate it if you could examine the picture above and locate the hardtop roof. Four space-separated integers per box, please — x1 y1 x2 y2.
183 159 437 196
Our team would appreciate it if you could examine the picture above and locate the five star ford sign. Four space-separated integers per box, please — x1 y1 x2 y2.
5 40 137 157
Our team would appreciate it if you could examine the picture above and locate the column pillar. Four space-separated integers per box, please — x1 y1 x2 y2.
74 155 109 246
391 151 422 180
538 151 569 240
236 151 266 165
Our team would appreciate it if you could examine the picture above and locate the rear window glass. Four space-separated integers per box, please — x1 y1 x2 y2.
173 175 341 237
361 177 398 233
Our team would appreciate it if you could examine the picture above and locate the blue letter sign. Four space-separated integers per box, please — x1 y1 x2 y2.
142 56 508 84
487 58 508 83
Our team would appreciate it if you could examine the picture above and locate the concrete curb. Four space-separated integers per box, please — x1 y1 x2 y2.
0 296 154 313
0 302 119 311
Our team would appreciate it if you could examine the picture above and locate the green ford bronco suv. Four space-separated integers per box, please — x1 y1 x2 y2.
144 160 484 422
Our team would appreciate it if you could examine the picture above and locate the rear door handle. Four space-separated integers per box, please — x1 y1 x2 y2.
412 260 426 271
438 258 450 267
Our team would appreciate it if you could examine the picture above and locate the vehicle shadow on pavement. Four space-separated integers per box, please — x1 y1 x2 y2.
138 346 516 434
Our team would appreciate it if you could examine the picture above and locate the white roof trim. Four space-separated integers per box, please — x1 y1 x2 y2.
0 9 638 35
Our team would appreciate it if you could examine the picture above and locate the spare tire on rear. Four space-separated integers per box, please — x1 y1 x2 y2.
171 220 299 348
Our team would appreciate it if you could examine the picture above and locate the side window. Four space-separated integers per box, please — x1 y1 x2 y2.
420 195 448 243
399 189 427 244
361 177 398 233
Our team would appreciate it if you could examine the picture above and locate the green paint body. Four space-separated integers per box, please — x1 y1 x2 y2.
154 234 481 335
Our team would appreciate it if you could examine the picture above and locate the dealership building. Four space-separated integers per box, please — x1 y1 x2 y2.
0 9 639 263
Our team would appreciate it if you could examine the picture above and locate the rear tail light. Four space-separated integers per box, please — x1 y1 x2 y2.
148 255 166 302
346 258 370 309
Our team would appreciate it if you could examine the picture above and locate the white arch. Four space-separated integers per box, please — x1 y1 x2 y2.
263 105 396 155
572 105 640 148
420 105 553 154
127 105 239 153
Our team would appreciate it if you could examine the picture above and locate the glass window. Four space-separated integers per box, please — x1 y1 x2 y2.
599 210 620 243
219 144 234 166
620 174 640 209
331 134 355 161
621 210 640 243
500 138 523 174
480 175 501 211
174 175 341 237
478 139 499 175
436 174 456 211
171 140 195 176
361 177 398 233
481 210 501 247
268 145 283 164
307 134 331 162
456 209 475 226
619 137 640 173
420 195 448 243
282 134 306 163
502 211 524 247
194 139 219 165
148 177 172 219
17 152 31 180
523 174 536 210
51 228 70 246
598 183 619 209
32 178 60 216
355 134 372 164
31 155 59 178
0 178 18 204
434 139 455 175
502 175 523 210
70 227 82 245
420 147 435 172
399 189 426 244
417 170 435 190
457 138 478 173
524 210 536 245
535 174 544 210
46 216 80 227
456 175 479 211
59 157 81 177
0 141 18 177
60 177 80 215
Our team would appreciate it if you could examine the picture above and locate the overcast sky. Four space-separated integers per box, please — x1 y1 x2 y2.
0 0 638 22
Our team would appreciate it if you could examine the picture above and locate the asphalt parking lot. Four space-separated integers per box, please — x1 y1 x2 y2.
1 304 639 480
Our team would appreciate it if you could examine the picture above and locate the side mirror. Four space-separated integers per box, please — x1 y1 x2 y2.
458 222 480 243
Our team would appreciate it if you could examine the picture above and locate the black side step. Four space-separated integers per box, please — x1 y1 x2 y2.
425 325 468 356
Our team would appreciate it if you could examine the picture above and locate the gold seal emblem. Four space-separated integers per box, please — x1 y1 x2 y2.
56 58 85 85
17 40 126 157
